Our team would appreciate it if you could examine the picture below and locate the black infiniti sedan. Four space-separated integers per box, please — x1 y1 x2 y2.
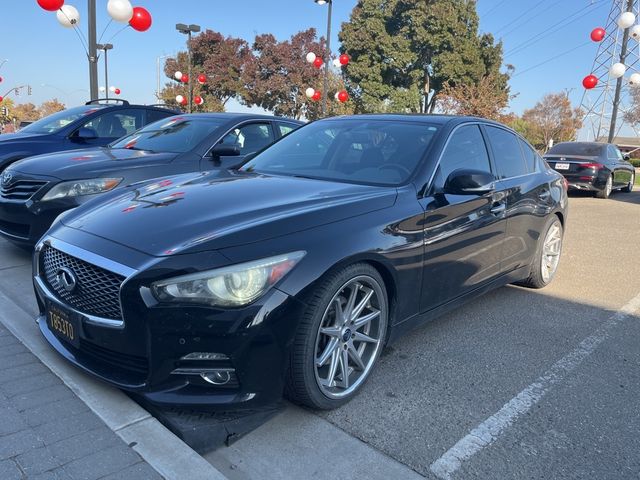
33 115 568 410
543 141 635 198
0 113 302 247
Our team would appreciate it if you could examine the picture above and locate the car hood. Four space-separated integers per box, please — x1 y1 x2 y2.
9 148 177 180
62 171 397 256
0 132 48 143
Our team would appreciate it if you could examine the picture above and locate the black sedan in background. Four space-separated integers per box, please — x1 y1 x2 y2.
33 115 567 410
0 100 177 172
0 113 302 247
544 141 635 198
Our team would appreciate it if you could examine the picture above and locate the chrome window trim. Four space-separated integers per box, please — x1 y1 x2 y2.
35 236 138 328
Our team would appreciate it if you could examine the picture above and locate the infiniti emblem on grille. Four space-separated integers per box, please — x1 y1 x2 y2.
56 267 78 293
1 171 12 186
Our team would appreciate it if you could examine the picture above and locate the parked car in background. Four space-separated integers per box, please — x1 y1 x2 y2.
544 141 635 198
33 115 567 411
0 113 302 247
0 99 177 173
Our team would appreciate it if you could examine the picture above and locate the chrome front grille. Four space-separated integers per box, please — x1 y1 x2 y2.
1 180 48 201
41 245 125 320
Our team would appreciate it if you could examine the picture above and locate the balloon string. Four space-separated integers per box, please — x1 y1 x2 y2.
97 18 114 45
58 7 89 55
104 25 131 45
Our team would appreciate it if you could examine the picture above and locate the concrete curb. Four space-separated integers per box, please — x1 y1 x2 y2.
0 289 227 480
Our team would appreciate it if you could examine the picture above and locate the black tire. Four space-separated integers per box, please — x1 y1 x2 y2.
622 172 634 193
595 175 613 199
516 215 563 289
285 263 388 410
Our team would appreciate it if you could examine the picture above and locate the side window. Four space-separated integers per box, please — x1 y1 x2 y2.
220 123 275 155
485 126 528 179
81 109 144 138
437 125 491 187
146 109 174 125
519 138 540 173
278 122 298 137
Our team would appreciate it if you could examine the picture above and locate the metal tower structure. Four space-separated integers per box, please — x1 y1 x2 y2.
579 0 640 142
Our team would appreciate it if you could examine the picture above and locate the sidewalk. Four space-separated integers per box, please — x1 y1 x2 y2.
0 323 163 480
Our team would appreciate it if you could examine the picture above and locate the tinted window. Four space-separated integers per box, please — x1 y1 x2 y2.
110 117 225 153
220 123 275 155
438 125 491 184
82 109 144 139
278 123 298 137
485 126 528 178
519 138 540 173
607 145 623 160
19 106 108 134
147 109 175 125
241 120 439 186
547 143 604 156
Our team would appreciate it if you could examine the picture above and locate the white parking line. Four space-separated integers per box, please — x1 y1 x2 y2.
430 291 640 480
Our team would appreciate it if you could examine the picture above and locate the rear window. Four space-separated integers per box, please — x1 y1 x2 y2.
547 143 604 156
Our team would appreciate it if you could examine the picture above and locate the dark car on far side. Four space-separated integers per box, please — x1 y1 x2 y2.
0 113 302 247
543 141 635 198
33 115 568 411
0 100 177 172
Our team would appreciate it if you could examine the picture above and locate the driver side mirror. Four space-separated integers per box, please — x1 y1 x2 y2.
210 143 241 159
73 127 98 141
624 154 630 161
444 169 496 195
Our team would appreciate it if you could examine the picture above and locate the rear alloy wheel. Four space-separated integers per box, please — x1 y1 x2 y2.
516 216 563 289
622 172 634 193
596 175 613 199
286 264 388 410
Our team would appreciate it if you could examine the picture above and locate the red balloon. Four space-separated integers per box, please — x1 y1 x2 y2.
582 74 598 89
590 27 606 42
194 96 203 105
114 88 121 95
313 57 324 69
312 91 322 101
337 90 349 103
181 74 189 84
0 77 3 83
37 0 64 12
180 97 188 106
0 96 3 103
197 74 206 84
339 54 350 66
129 6 152 32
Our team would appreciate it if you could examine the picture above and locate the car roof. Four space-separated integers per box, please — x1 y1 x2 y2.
171 112 304 123
318 113 508 128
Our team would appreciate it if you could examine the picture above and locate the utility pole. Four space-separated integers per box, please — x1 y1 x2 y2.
88 0 99 101
97 44 113 99
609 0 634 142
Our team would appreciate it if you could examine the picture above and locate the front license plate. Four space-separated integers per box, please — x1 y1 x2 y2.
555 163 570 170
46 303 80 348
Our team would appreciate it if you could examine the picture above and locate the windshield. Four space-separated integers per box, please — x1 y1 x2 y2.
20 106 107 134
240 119 439 186
547 143 605 156
110 116 225 153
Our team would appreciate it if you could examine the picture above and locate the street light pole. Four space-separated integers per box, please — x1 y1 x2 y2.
176 23 201 113
88 0 99 101
97 44 113 100
315 0 333 117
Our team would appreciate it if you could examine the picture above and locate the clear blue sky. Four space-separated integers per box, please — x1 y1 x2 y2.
1 0 611 115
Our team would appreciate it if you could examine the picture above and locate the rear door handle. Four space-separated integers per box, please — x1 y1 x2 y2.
490 203 506 216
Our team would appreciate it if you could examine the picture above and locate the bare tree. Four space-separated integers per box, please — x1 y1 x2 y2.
521 93 583 151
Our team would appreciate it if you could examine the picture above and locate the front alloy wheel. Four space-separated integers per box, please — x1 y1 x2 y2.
286 264 388 409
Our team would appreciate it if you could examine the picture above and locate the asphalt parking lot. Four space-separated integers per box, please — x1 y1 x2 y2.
1 191 639 479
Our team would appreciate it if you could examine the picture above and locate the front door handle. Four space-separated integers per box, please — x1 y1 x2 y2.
490 203 506 216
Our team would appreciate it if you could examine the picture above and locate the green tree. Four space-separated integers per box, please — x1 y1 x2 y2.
339 0 509 113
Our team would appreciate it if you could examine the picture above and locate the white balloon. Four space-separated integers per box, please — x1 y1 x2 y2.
305 87 315 99
610 62 627 78
57 5 80 28
175 95 184 103
306 52 316 64
630 73 640 85
618 12 636 29
631 25 640 40
99 86 106 92
332 58 341 68
174 71 183 81
109 86 116 93
335 92 340 100
107 0 133 23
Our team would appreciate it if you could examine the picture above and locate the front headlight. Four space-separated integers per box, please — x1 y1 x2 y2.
41 178 122 201
151 251 306 307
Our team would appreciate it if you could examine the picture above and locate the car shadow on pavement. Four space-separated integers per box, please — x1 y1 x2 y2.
608 190 640 205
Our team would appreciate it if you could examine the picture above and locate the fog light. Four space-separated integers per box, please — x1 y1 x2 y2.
180 352 229 361
201 370 231 385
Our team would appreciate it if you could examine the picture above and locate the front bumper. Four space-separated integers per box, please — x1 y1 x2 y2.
0 197 72 247
33 235 306 410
